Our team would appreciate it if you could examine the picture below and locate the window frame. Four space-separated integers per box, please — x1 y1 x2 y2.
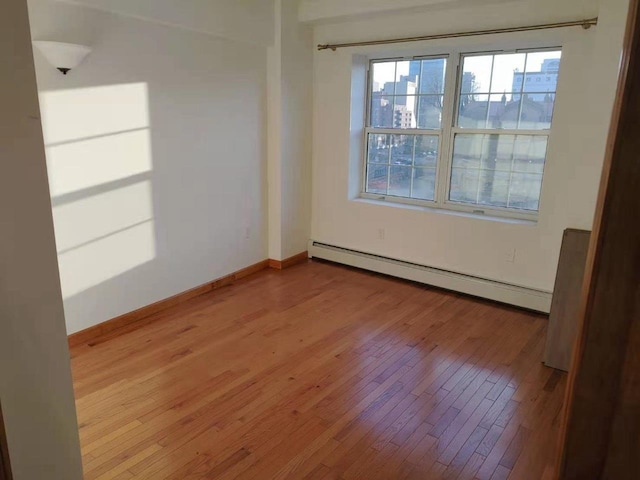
363 54 451 204
361 46 562 221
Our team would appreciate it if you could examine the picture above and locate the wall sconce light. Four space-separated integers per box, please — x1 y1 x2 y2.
32 41 92 75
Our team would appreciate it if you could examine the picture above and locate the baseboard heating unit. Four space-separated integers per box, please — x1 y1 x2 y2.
308 240 552 313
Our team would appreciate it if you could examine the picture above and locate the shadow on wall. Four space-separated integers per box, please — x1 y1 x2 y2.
30 0 268 335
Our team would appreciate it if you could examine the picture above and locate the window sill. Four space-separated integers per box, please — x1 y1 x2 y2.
352 196 538 226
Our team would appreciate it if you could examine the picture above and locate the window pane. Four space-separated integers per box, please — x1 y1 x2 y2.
370 95 394 127
508 173 543 210
478 170 510 207
513 136 548 174
487 94 521 130
491 53 526 93
460 55 493 93
517 52 561 129
385 61 419 114
419 58 447 94
372 62 396 95
392 96 418 128
480 134 516 171
414 135 439 167
450 133 547 211
458 94 489 128
395 61 412 83
366 164 389 194
458 50 562 130
365 133 438 202
412 168 436 200
519 93 556 129
389 166 412 197
367 134 391 164
369 58 447 131
450 168 480 203
390 135 414 166
417 95 443 129
524 51 561 81
452 134 483 168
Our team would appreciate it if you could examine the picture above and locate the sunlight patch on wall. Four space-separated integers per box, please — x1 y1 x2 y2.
46 128 152 196
40 82 149 144
41 82 152 196
38 82 157 299
52 180 153 253
57 219 156 298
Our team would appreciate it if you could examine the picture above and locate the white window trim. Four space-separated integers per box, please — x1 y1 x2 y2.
361 46 562 222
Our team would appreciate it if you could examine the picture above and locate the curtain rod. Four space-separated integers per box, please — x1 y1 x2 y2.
317 17 598 51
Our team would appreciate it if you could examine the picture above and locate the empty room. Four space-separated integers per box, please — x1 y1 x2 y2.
2 0 639 479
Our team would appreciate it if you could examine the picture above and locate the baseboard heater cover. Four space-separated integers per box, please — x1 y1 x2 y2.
308 240 552 313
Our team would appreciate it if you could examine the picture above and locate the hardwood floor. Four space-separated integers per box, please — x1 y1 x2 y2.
70 260 566 480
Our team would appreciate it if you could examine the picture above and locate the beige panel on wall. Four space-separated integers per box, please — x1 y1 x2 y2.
544 229 591 371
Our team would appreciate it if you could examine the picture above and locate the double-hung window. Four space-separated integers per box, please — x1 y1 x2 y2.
364 48 562 219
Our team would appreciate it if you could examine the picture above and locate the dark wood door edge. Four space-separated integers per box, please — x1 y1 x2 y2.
557 0 640 478
0 401 12 480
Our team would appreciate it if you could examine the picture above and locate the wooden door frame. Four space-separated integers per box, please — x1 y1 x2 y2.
557 0 640 478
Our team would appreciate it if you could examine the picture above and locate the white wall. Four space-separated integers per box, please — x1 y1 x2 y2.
29 0 268 334
310 0 628 293
59 0 274 47
268 0 313 260
0 0 83 478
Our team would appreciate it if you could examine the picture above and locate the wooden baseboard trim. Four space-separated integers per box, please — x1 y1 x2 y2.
68 259 270 348
268 251 309 270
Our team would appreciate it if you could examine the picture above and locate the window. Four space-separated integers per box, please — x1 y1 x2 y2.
364 48 562 219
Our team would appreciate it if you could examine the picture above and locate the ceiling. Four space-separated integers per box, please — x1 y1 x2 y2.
298 0 523 23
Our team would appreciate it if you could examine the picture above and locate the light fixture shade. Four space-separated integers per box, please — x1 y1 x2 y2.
33 41 92 74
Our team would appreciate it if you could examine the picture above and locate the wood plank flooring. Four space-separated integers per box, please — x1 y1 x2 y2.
70 260 566 479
